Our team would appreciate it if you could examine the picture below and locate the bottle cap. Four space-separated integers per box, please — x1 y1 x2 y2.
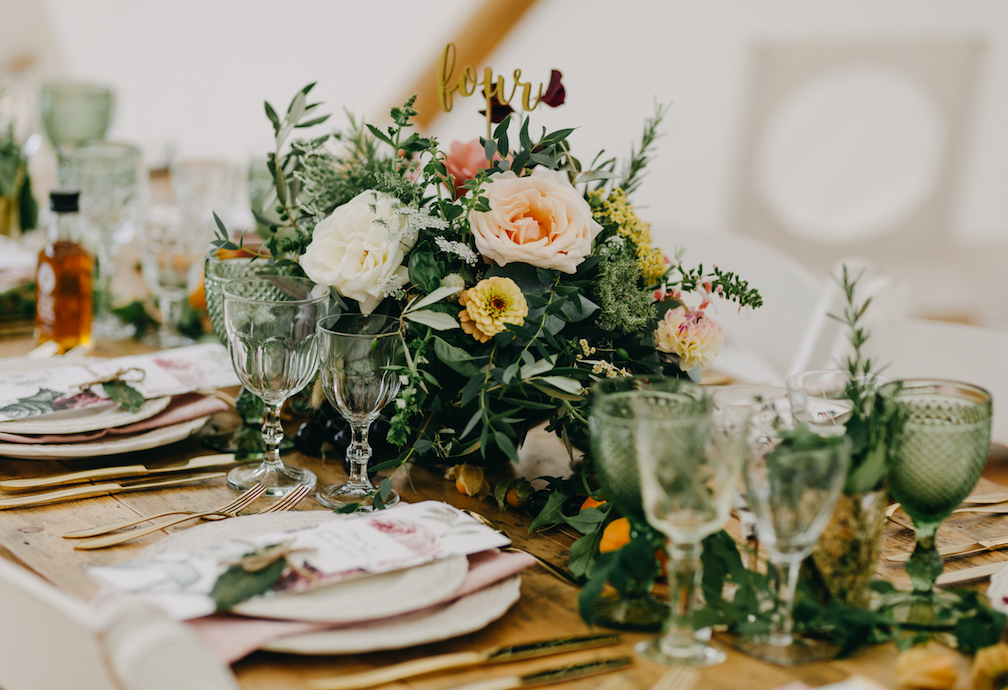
50 190 80 213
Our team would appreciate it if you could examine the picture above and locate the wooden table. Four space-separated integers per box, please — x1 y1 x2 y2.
1 335 1005 690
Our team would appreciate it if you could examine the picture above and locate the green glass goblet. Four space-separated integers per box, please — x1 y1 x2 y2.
588 376 708 632
883 379 992 620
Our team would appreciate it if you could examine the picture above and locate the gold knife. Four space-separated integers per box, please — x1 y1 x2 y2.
442 657 632 690
936 560 1008 586
308 634 623 690
0 454 239 489
887 536 1008 563
0 473 226 510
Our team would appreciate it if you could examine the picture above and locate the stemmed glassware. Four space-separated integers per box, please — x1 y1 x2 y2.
735 407 851 665
140 205 205 346
222 276 327 495
786 369 856 436
58 140 143 339
316 314 402 511
631 378 749 666
39 82 113 148
881 379 992 621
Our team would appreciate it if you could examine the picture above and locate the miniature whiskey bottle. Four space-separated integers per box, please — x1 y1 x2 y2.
35 190 93 352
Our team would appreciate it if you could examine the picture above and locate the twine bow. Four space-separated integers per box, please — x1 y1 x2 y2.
73 367 147 391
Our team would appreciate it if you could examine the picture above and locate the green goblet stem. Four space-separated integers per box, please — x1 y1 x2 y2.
906 521 944 593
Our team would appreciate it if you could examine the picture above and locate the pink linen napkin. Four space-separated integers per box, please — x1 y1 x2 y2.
0 393 228 443
187 549 536 663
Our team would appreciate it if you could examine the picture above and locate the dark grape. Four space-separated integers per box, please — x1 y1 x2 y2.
325 419 351 455
369 417 395 457
526 489 552 517
293 421 326 456
562 494 587 517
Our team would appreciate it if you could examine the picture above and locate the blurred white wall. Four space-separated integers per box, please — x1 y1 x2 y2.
5 0 1008 321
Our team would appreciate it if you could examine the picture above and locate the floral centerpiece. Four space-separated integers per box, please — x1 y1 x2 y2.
214 83 762 497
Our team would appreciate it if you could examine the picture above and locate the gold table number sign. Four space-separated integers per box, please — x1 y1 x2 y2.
437 43 562 137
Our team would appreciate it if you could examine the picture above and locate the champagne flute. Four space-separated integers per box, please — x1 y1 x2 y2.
633 379 748 666
736 415 851 665
882 379 992 622
222 276 327 495
316 314 402 511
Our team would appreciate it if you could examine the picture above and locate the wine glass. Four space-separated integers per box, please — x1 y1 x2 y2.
222 276 327 495
632 379 748 666
58 140 144 340
881 379 992 621
786 370 857 436
735 412 851 665
140 205 205 346
316 314 402 511
39 81 113 148
172 159 240 237
588 376 704 631
711 386 790 571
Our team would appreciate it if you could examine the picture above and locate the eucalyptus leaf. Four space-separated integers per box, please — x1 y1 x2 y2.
407 285 463 312
102 381 145 412
433 338 480 377
210 556 286 611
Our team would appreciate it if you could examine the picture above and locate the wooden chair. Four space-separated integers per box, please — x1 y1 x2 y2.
0 558 239 690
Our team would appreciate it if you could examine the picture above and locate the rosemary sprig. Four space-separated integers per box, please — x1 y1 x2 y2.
619 101 670 197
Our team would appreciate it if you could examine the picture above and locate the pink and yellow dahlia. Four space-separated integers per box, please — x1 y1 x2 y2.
654 306 724 371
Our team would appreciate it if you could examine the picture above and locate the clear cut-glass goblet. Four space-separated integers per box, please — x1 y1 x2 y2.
881 379 992 623
736 412 851 665
316 314 402 511
222 276 327 495
633 380 749 667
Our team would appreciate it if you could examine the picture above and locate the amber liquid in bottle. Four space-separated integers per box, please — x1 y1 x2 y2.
35 191 93 353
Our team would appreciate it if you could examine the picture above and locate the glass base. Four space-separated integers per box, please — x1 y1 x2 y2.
591 593 667 631
143 329 195 349
227 462 316 497
733 634 839 666
92 312 136 340
316 482 399 511
635 637 725 667
882 589 962 629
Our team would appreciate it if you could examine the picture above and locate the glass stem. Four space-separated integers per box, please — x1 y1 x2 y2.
158 292 183 340
907 522 943 593
95 244 115 318
261 402 285 471
769 558 801 647
346 422 373 488
662 540 703 651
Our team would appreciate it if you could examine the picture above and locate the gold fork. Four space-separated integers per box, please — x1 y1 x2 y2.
71 484 311 550
462 509 579 586
63 483 268 539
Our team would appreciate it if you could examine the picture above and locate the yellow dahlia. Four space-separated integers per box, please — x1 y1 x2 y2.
973 643 1008 690
458 276 528 343
895 644 958 690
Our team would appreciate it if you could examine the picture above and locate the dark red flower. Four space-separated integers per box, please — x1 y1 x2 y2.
542 70 565 108
478 95 514 123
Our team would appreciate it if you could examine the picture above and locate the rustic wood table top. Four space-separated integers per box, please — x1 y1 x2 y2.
2 334 1006 690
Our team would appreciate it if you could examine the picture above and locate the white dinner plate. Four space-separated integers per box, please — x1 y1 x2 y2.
0 415 210 459
262 576 522 655
0 396 172 435
142 510 471 625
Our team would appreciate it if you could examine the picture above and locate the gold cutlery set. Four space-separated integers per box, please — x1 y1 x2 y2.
886 493 1008 583
0 454 310 549
308 633 630 690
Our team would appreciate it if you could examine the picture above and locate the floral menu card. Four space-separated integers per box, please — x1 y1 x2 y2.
0 344 239 422
88 501 511 620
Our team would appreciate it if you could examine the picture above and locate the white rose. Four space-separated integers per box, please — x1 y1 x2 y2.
300 190 417 314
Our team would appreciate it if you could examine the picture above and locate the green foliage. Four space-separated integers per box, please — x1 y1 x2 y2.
593 246 656 334
102 380 144 413
210 550 287 612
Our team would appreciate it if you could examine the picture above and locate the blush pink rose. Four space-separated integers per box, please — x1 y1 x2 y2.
469 168 602 274
443 139 497 199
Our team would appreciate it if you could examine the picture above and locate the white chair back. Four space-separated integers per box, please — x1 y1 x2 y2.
0 558 240 690
862 319 1008 445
